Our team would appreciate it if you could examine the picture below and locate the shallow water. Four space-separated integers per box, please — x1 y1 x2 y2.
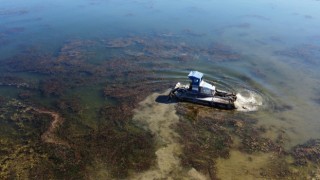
1 0 320 179
131 91 188 179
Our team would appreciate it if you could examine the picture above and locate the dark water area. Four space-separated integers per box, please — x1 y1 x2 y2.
1 0 320 179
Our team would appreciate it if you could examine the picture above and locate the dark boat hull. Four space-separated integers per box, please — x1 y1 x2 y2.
169 84 237 110
175 92 236 110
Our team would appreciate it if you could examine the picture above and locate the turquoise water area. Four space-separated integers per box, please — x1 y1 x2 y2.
1 0 320 179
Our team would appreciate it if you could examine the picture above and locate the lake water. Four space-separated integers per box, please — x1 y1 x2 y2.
1 0 320 179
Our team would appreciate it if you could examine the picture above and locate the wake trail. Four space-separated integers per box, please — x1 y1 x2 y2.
235 89 263 112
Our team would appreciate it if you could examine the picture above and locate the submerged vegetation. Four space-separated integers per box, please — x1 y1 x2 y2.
175 102 320 179
176 104 232 179
0 33 319 179
275 44 320 66
291 139 320 165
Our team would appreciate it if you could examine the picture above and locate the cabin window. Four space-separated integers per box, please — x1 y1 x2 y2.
200 88 211 95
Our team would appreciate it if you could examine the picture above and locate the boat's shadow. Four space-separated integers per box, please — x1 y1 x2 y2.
155 95 177 104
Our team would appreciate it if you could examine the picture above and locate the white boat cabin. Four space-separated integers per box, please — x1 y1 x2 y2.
188 71 216 95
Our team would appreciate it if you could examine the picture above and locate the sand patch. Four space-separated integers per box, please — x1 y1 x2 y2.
216 150 275 179
131 91 207 179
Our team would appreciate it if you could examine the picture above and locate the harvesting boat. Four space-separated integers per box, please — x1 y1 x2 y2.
168 71 237 109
